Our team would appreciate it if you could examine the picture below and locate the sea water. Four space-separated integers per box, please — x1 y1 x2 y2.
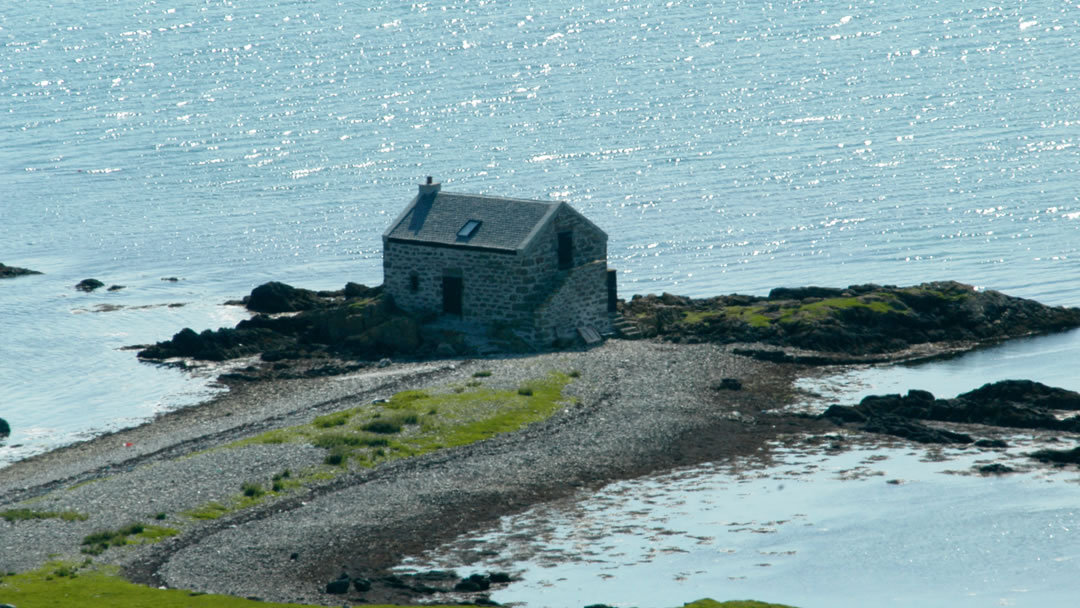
4 2 1080 604
398 444 1080 608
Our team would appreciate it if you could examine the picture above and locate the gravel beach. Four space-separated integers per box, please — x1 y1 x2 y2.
0 339 826 605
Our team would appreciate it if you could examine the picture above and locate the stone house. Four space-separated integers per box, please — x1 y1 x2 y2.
382 178 614 346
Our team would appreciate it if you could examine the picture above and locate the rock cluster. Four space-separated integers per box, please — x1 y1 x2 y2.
138 282 420 363
323 569 511 600
621 281 1080 355
823 380 1080 449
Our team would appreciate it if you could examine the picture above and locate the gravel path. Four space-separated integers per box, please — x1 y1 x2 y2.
0 340 816 605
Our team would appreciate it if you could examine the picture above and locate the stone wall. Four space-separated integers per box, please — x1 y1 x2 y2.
521 204 607 272
384 241 539 328
532 259 612 344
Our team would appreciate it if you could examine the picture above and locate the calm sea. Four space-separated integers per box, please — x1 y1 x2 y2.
3 1 1080 465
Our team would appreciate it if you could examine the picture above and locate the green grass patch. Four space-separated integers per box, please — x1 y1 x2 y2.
182 501 231 521
232 372 575 475
472 370 492 378
0 508 88 523
80 523 178 555
312 411 352 428
683 294 909 329
0 561 472 608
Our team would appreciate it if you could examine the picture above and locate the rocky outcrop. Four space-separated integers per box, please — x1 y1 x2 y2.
244 281 326 313
0 263 41 279
0 416 9 438
138 282 420 365
823 380 1080 446
621 281 1080 357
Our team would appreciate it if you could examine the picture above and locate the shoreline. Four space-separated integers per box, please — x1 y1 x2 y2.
5 279 1080 605
1 340 831 605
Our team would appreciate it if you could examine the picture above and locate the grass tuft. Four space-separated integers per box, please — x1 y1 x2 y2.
1 508 89 523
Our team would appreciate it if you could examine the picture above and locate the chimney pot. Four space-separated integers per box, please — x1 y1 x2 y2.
419 176 441 196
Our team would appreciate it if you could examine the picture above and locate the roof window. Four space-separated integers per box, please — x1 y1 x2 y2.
457 220 482 239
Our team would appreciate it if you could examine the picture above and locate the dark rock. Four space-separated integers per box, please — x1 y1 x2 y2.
344 282 382 300
0 417 9 438
353 577 371 592
974 438 1009 448
488 571 513 584
325 572 351 594
289 552 299 560
860 415 974 445
138 326 290 362
75 278 105 292
1029 446 1080 465
957 380 1080 411
454 573 492 592
0 263 42 279
714 378 742 391
161 277 180 282
822 404 867 424
381 574 409 589
978 463 1015 475
768 286 848 300
246 281 324 313
107 285 125 292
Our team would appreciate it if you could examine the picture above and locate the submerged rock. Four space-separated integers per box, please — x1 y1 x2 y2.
0 416 9 438
75 278 105 292
0 263 42 279
1029 446 1080 466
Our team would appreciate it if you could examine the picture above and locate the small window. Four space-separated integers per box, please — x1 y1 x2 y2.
408 272 419 293
457 220 482 238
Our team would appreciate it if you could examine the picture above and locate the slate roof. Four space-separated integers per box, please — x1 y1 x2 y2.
383 190 564 252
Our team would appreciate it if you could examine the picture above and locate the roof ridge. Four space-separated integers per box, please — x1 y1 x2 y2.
438 190 561 206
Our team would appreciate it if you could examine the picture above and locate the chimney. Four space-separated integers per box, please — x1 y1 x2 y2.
418 175 441 196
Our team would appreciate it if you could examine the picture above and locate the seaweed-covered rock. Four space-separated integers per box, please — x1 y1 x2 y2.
0 263 42 279
0 416 10 438
621 281 1080 356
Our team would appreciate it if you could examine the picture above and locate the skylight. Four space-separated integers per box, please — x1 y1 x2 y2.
457 220 481 238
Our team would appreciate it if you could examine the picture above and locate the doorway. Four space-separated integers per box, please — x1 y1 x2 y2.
442 276 463 316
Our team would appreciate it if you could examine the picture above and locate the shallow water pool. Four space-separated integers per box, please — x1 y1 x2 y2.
397 441 1080 608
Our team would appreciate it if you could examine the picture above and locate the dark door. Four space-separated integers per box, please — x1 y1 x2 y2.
557 231 573 269
442 276 463 316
